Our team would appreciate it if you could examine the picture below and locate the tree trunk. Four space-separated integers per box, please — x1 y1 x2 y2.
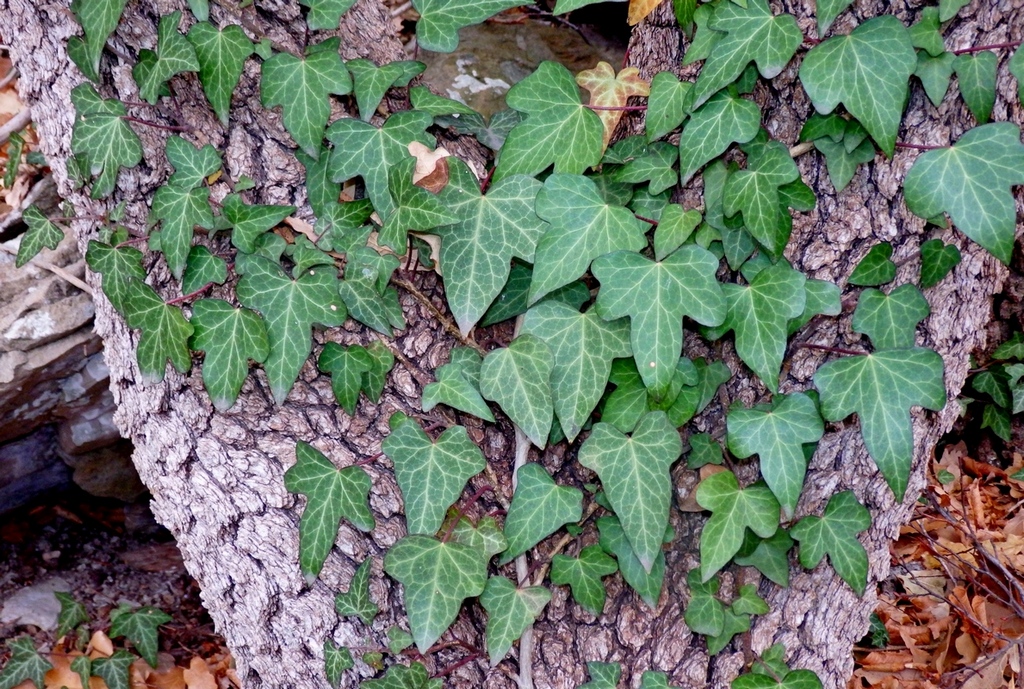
1 0 1021 688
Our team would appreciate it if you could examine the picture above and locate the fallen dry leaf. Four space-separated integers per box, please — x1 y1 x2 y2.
628 0 662 25
183 657 218 689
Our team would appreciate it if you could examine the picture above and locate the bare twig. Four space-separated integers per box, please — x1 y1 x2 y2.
0 106 31 146
390 1 413 17
392 275 487 356
0 65 17 90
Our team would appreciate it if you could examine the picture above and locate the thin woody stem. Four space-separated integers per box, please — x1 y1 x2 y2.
953 39 1022 55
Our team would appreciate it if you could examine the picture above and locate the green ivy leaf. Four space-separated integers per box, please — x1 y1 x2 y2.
121 280 194 383
646 71 692 142
597 515 666 608
579 412 682 571
0 637 52 689
318 343 373 414
164 136 221 191
679 92 761 185
187 23 253 127
579 661 621 689
422 348 494 422
70 84 143 199
953 52 997 124
189 299 268 411
654 206 702 261
335 559 379 626
733 670 823 689
347 59 424 121
323 641 353 688
939 0 971 22
15 206 64 268
86 239 145 314
221 194 295 254
286 235 335 278
262 38 353 158
814 135 876 193
640 671 682 689
696 470 780 580
814 348 945 498
327 111 434 218
799 16 916 156
382 415 485 536
706 605 751 655
521 301 632 441
411 0 527 52
68 0 127 81
500 462 582 563
133 12 199 104
480 577 551 664
816 0 852 37
363 341 395 402
689 0 801 109
684 569 725 636
984 402 1012 441
149 182 214 280
915 51 955 108
1010 47 1024 106
848 242 895 286
550 544 618 616
727 393 824 518
480 335 554 447
109 605 171 667
593 246 725 397
338 277 404 335
236 255 346 404
723 139 801 255
613 142 679 195
852 284 929 350
734 527 794 586
70 656 90 689
904 123 1024 265
387 627 414 654
496 61 604 180
91 650 134 689
789 490 870 595
919 239 961 289
908 7 944 58
284 441 374 577
688 433 724 469
384 535 487 653
362 662 441 689
995 334 1024 361
787 278 841 336
379 157 458 252
301 0 357 30
666 358 733 428
447 514 509 560
54 592 88 640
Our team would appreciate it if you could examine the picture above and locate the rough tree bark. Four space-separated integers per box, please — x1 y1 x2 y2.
1 0 1022 687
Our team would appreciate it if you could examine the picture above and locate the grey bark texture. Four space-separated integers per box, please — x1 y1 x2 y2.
1 0 1022 687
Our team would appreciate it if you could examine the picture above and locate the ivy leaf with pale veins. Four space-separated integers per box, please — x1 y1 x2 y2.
908 7 944 58
696 470 780 580
86 238 145 315
521 301 632 441
411 0 528 53
597 515 666 608
666 358 733 428
323 641 353 688
387 627 414 654
183 244 228 299
480 577 551 665
688 432 724 469
953 52 997 124
496 61 604 181
904 123 1024 265
679 91 761 185
734 528 794 586
284 442 374 577
550 544 618 616
530 173 647 303
70 84 143 199
422 348 494 422
447 513 509 560
579 412 682 572
121 280 194 383
848 242 895 286
641 671 682 689
68 0 127 81
816 0 853 37
646 71 693 142
262 38 353 158
55 592 88 639
363 341 395 403
593 245 726 398
684 569 725 636
1011 47 1024 106
91 650 134 689
362 662 442 689
327 110 434 218
384 535 487 653
788 278 841 336
814 348 945 498
789 490 871 595
236 255 347 404
712 262 806 393
576 62 651 151
723 139 801 255
187 23 253 126
300 0 357 30
0 636 52 689
381 414 485 536
916 51 956 107
580 661 622 689
727 393 824 518
655 206 702 261
799 16 916 156
613 142 678 195
149 182 213 280
480 335 554 447
222 194 295 254
500 463 583 563
318 343 373 414
109 605 172 667
133 12 199 104
379 157 457 253
166 136 221 190
852 284 930 350
939 0 970 21
919 239 961 289
733 671 824 689
15 206 64 268
813 135 876 193
335 558 378 626
347 59 425 121
189 299 269 411
689 0 802 109
338 277 404 335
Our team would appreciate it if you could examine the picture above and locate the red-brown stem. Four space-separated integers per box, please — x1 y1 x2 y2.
440 508 462 543
461 485 494 517
798 343 867 357
114 235 150 248
587 104 648 111
434 653 484 678
895 141 944 151
356 452 384 467
480 166 496 194
953 39 1022 55
635 214 659 226
122 115 190 132
165 281 214 306
48 214 107 224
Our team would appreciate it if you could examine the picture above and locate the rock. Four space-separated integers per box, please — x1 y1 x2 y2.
0 577 71 631
58 389 121 455
0 426 73 514
59 440 145 502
